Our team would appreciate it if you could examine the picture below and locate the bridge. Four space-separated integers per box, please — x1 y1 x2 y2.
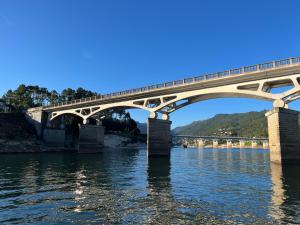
26 56 300 164
172 135 269 149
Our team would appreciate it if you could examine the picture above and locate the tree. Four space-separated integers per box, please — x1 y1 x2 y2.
61 88 75 101
48 90 59 104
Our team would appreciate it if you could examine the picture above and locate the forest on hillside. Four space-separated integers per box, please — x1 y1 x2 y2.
0 84 140 135
1 84 96 111
172 111 268 138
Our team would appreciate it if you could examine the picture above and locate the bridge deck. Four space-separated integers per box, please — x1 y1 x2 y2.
173 135 268 141
44 56 300 112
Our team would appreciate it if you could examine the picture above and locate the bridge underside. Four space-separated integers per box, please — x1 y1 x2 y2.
48 73 300 122
25 66 300 164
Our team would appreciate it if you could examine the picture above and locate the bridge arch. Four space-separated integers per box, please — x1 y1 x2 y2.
49 103 155 123
48 72 300 122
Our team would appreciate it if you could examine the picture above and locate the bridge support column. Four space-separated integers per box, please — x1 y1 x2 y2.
263 141 269 149
197 139 205 148
266 107 300 164
147 118 172 157
78 124 104 153
226 139 232 148
239 140 245 148
252 140 258 149
25 107 47 139
212 139 218 148
43 128 65 147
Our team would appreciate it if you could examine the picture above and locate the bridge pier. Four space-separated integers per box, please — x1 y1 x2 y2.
43 128 66 147
197 139 205 148
147 118 172 157
78 124 104 153
25 107 47 139
266 107 300 164
251 140 258 149
239 140 245 148
212 139 218 148
263 141 269 149
226 139 232 148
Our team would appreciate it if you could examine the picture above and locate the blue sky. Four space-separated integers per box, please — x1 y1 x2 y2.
1 0 300 127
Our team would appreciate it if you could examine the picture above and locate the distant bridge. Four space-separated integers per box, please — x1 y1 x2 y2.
172 135 268 141
172 135 269 149
26 56 300 163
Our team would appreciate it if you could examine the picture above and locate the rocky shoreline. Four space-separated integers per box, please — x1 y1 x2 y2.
0 134 146 153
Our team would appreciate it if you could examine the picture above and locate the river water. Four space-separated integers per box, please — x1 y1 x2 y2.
0 148 299 224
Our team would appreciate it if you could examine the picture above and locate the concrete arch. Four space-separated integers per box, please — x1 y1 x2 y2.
50 102 156 123
48 73 300 122
51 111 84 121
151 74 300 116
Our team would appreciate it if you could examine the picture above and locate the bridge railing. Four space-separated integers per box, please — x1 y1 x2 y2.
44 56 300 109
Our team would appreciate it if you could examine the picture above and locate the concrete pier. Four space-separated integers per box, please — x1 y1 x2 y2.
213 139 218 148
43 128 65 147
266 107 300 164
147 118 172 157
226 139 232 148
78 124 104 153
197 139 205 148
252 140 258 148
263 141 269 149
239 140 245 148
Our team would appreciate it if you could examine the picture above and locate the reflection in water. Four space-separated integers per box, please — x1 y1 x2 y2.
270 163 300 224
0 149 299 224
146 157 173 223
147 157 171 191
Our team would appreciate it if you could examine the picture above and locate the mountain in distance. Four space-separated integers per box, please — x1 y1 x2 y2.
172 111 268 138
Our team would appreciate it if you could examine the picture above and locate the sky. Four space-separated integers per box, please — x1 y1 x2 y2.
1 0 300 127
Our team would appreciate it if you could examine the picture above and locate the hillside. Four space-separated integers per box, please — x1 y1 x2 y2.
0 113 37 140
173 111 268 138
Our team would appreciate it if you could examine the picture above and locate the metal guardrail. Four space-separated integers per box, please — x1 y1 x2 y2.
44 56 300 109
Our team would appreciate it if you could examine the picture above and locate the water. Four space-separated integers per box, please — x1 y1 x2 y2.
0 148 300 224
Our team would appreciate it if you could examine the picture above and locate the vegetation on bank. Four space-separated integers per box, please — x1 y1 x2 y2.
173 111 268 138
1 84 141 139
1 84 96 111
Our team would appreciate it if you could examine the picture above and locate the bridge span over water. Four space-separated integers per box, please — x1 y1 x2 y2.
172 135 269 149
27 56 300 164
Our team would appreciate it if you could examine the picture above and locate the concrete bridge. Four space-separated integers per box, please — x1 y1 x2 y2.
26 56 300 164
173 135 269 149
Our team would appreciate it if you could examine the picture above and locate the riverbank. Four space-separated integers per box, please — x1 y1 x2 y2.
0 113 146 153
